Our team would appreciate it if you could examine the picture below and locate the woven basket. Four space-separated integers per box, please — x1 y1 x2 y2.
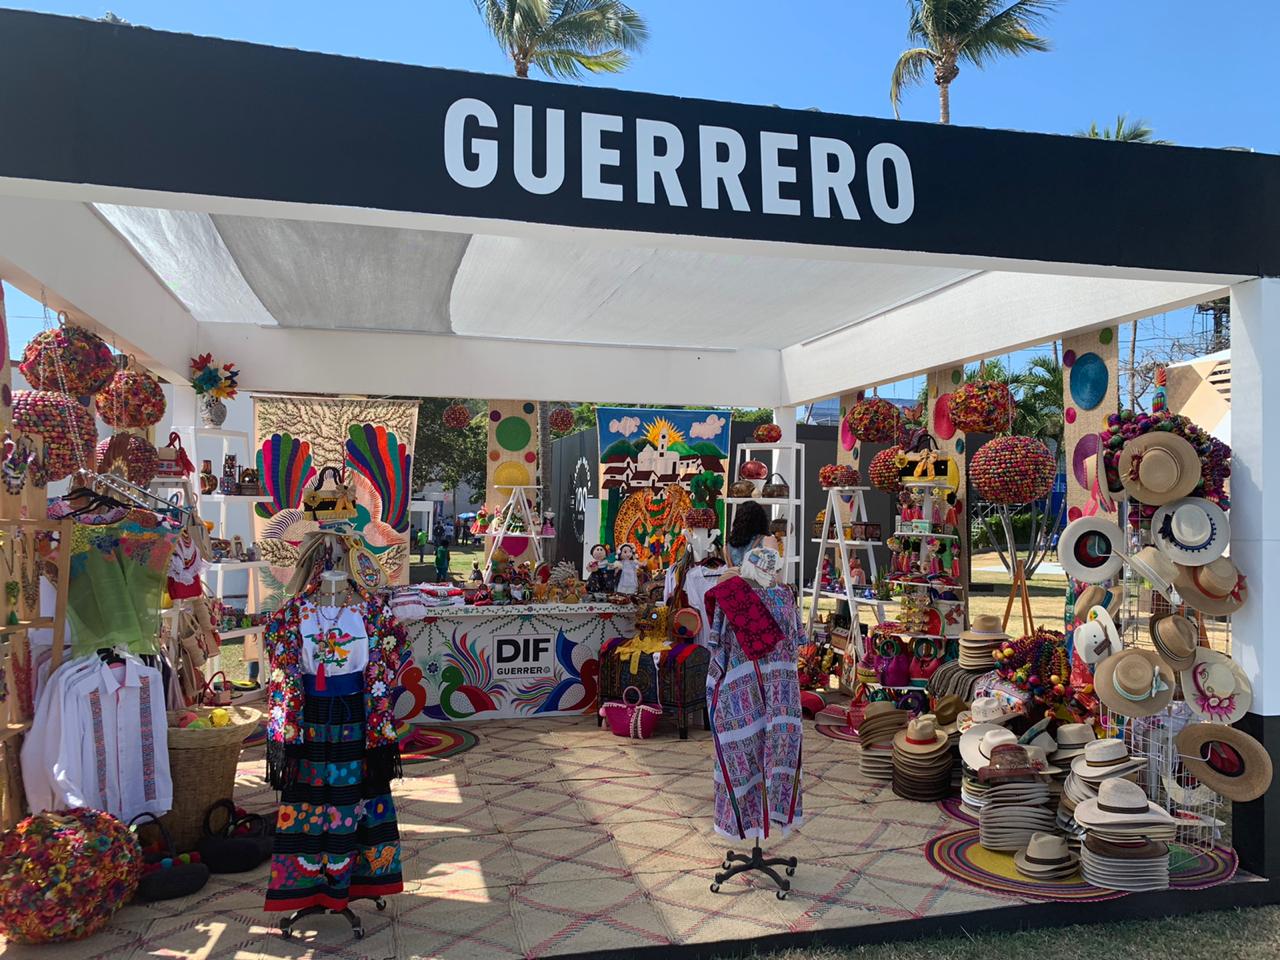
160 706 261 852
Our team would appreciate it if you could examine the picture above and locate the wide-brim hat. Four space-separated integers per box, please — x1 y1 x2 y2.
932 694 968 733
1117 432 1202 505
894 716 949 755
1071 738 1143 781
1129 546 1179 596
1171 556 1247 617
1075 584 1123 619
1014 833 1080 878
1059 516 1124 584
1176 722 1274 804
1179 648 1252 724
1077 605 1122 666
1051 723 1096 759
960 614 1009 643
957 696 1019 732
1151 497 1229 567
1074 778 1175 828
978 743 1041 782
1095 648 1176 719
1148 613 1199 672
959 724 1016 771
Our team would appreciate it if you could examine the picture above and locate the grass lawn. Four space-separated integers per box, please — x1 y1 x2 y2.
719 906 1280 960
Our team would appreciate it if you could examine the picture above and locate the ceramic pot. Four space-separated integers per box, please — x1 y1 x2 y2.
200 396 227 427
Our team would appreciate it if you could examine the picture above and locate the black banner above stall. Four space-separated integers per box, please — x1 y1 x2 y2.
0 9 1277 278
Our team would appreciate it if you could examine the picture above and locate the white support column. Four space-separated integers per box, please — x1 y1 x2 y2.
1226 277 1280 879
772 406 798 447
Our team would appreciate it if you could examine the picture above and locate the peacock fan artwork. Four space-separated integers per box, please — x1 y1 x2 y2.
596 407 733 573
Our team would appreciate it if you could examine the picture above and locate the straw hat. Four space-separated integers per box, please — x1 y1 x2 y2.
957 696 1019 733
960 615 1008 644
1179 648 1252 724
978 743 1041 782
894 715 949 755
1117 432 1202 505
1170 556 1247 617
1075 584 1122 619
1051 723 1096 760
1022 744 1062 776
1129 546 1179 595
1150 498 1229 567
931 695 968 735
1094 648 1176 718
1014 833 1080 879
1075 605 1122 666
960 725 1018 771
1148 613 1199 672
1071 738 1143 781
1074 778 1174 828
1059 516 1124 584
1175 722 1274 803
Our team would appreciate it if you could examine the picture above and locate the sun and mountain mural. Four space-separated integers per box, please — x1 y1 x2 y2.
597 407 732 572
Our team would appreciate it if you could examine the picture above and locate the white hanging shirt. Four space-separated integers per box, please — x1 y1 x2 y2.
22 655 172 821
299 601 369 677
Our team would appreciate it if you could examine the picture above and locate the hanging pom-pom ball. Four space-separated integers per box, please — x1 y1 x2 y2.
19 322 115 396
96 366 167 428
442 403 471 429
549 406 575 434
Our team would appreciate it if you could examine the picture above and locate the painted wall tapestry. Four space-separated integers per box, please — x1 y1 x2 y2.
484 400 540 565
596 406 732 573
252 396 418 602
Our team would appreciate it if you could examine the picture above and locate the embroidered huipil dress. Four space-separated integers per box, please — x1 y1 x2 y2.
705 583 805 840
264 597 406 912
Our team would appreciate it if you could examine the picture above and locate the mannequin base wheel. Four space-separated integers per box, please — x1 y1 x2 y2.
710 843 798 895
279 905 365 940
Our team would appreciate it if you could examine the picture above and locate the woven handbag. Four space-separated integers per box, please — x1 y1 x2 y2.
599 686 662 739
761 473 790 499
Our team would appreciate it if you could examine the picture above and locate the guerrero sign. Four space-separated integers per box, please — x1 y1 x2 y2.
1 9 1277 275
492 633 556 680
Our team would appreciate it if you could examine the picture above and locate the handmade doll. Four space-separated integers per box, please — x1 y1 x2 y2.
849 556 866 586
615 543 640 595
585 544 620 594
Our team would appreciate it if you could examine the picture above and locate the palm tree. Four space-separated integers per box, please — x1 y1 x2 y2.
473 0 648 79
890 0 1060 124
1077 115 1171 144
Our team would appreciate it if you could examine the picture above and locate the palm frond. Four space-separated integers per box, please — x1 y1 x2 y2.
547 0 647 50
959 0 1060 67
530 45 629 79
890 47 934 118
1076 114 1170 144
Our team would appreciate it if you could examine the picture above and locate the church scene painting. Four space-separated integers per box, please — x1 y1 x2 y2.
596 407 733 572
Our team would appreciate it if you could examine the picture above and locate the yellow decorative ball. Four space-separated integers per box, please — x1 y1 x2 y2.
208 708 231 728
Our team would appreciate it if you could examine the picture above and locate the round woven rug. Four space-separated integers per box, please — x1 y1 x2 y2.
398 724 478 764
937 796 979 826
815 722 859 743
925 829 1238 902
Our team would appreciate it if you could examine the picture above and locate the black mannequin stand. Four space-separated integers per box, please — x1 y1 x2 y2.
279 897 386 940
711 844 798 899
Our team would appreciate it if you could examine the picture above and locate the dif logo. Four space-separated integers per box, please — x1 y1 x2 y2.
494 634 555 679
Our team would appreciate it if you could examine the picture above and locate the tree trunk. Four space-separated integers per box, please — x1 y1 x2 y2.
515 59 529 78
938 81 951 124
1128 319 1138 409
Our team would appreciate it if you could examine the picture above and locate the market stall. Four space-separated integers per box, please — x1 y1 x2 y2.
0 10 1278 956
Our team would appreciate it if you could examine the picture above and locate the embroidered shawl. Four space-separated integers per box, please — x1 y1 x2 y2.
704 576 787 661
264 589 410 789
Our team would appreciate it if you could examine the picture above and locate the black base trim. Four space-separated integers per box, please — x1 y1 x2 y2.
544 877 1280 960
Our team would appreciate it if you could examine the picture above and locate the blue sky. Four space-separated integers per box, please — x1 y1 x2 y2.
5 0 1276 391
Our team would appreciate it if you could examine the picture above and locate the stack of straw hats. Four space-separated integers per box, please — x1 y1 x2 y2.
891 715 955 801
1014 832 1080 881
958 615 1009 671
1076 779 1175 891
858 703 908 781
974 744 1057 852
1057 738 1143 839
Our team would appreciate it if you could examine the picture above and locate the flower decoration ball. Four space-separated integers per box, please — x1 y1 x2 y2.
0 808 142 943
845 397 902 443
96 367 167 428
869 445 905 493
970 435 1056 505
950 380 1016 434
442 404 472 430
19 325 115 396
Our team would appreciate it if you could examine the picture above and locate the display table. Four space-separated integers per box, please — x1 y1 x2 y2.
396 603 636 722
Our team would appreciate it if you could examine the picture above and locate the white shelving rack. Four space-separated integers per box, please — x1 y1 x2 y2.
483 484 552 577
728 442 806 590
804 486 885 658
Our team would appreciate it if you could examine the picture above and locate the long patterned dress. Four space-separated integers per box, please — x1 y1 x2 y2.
264 600 404 912
706 584 804 841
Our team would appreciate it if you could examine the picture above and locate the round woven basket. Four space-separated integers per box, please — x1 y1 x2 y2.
160 706 261 852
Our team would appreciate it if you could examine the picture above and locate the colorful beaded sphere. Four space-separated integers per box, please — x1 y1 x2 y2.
753 423 783 443
845 397 902 443
818 463 860 488
684 507 717 529
96 368 167 427
442 403 471 429
96 434 159 486
950 380 1016 434
970 435 1056 505
549 406 575 433
1100 410 1231 513
869 445 905 493
0 807 142 943
19 326 115 396
13 391 98 482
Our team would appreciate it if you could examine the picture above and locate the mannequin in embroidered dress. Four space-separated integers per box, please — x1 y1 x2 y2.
704 546 803 898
